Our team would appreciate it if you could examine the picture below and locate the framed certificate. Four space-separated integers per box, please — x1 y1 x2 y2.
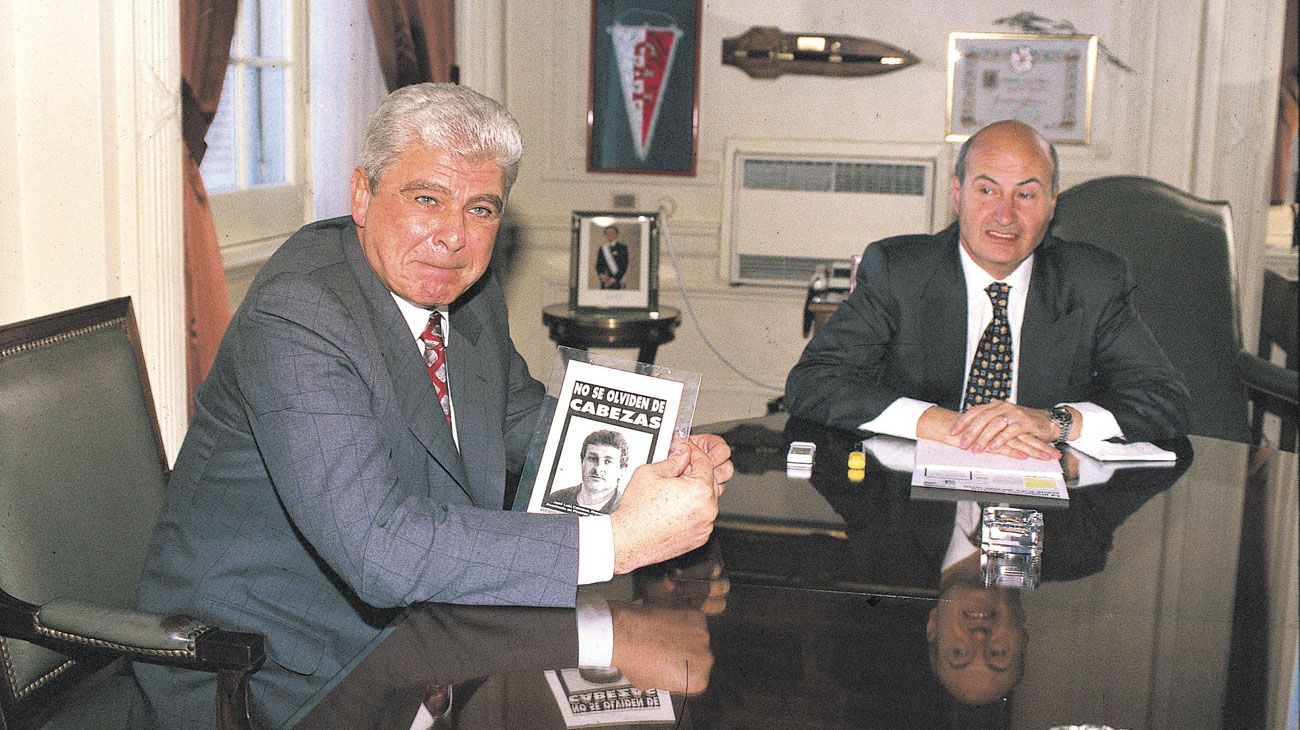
946 32 1098 145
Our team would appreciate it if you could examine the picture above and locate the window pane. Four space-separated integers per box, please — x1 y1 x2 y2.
200 67 238 192
245 66 286 186
256 0 285 58
239 0 285 58
236 0 257 56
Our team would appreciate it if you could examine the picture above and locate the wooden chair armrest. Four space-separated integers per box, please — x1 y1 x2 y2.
1238 351 1299 404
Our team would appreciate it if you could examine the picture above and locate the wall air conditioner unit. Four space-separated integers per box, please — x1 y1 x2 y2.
721 139 946 287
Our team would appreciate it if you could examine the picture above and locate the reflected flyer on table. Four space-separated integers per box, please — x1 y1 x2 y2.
544 667 676 726
517 347 699 516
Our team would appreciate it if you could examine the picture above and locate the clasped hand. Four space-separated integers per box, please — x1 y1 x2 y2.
919 401 1060 460
610 434 734 575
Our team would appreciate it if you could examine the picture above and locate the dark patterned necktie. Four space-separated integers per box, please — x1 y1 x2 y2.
962 282 1013 410
420 312 452 425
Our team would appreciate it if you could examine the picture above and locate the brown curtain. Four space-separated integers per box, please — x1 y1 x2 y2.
1271 0 1299 204
368 0 457 90
181 0 239 409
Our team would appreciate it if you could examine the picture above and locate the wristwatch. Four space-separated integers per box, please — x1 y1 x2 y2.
1049 405 1074 444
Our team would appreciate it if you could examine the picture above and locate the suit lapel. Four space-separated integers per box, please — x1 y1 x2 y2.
922 237 969 410
446 302 505 507
1018 240 1080 408
343 234 470 492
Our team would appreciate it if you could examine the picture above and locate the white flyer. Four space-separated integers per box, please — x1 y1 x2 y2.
525 359 686 516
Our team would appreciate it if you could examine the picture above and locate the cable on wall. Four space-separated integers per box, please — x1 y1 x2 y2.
657 200 784 393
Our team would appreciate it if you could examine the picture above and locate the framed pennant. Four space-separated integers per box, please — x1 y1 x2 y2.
586 0 701 175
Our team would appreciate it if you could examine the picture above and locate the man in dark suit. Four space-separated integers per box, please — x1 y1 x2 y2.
133 83 731 728
786 120 1192 457
595 225 629 289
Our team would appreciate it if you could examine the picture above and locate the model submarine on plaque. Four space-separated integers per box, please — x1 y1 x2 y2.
722 26 920 79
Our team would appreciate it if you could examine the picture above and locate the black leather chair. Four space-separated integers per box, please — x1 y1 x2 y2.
1049 175 1292 445
0 298 264 729
1244 269 1299 451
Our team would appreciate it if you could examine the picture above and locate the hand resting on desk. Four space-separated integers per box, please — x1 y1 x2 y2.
919 401 1073 460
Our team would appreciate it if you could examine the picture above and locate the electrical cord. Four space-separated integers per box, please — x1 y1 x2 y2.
657 201 784 392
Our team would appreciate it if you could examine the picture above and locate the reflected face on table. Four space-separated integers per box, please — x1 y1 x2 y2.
927 582 1027 705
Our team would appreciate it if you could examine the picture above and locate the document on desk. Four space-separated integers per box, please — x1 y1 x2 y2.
1068 439 1177 461
911 439 1068 501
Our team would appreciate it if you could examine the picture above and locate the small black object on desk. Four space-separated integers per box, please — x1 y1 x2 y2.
541 304 681 365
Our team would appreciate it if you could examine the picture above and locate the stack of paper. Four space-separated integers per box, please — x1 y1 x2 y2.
910 439 1068 501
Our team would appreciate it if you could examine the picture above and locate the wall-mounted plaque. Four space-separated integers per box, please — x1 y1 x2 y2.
946 32 1098 145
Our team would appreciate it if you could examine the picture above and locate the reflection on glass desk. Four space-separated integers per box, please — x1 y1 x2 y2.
275 413 1295 729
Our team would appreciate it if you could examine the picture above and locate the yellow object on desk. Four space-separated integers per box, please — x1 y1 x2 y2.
847 451 866 470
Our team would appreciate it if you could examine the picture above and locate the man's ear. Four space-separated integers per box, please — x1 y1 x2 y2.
350 167 371 228
950 174 962 212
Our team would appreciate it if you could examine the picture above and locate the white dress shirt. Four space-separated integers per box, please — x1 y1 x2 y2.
861 245 1122 441
391 294 615 585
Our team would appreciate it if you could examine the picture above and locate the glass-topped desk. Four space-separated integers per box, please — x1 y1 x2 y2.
282 414 1296 729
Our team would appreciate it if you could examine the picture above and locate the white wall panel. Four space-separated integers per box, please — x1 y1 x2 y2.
500 0 1287 424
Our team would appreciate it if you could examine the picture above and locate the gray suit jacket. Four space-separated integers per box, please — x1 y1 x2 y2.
785 223 1193 442
134 217 578 728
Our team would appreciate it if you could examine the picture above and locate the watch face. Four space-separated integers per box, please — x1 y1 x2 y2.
1050 407 1072 441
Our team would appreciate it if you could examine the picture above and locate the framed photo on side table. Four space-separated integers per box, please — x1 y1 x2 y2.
946 32 1098 145
587 0 701 175
570 210 660 310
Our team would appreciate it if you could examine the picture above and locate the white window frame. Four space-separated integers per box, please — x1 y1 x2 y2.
209 0 312 271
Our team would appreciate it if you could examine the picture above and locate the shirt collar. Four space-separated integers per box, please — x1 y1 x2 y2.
957 242 1034 293
390 292 450 341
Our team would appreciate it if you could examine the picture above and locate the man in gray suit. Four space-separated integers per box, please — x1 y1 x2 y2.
786 121 1191 457
133 83 731 728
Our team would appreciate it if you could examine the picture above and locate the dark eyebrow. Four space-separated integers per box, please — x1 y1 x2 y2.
469 193 505 211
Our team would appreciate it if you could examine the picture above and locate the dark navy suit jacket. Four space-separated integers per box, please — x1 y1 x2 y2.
786 223 1193 442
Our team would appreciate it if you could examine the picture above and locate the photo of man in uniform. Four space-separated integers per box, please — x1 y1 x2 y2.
547 429 630 514
595 225 629 290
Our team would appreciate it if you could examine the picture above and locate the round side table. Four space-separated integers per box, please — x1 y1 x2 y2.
541 304 681 364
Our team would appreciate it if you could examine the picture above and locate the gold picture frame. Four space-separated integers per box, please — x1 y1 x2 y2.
946 32 1098 145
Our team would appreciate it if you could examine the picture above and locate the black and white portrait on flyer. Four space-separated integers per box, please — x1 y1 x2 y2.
526 360 684 516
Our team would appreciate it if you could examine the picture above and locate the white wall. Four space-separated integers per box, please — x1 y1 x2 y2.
0 1 185 456
491 0 1289 424
1 0 1286 439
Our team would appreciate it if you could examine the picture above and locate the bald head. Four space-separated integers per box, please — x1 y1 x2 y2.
949 120 1060 279
955 120 1059 194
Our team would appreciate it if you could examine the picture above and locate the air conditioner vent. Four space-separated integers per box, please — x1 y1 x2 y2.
834 162 928 196
742 159 929 197
722 141 943 287
737 254 829 284
743 160 834 192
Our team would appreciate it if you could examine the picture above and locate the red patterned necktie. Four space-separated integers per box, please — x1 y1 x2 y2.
962 282 1013 410
420 312 452 425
